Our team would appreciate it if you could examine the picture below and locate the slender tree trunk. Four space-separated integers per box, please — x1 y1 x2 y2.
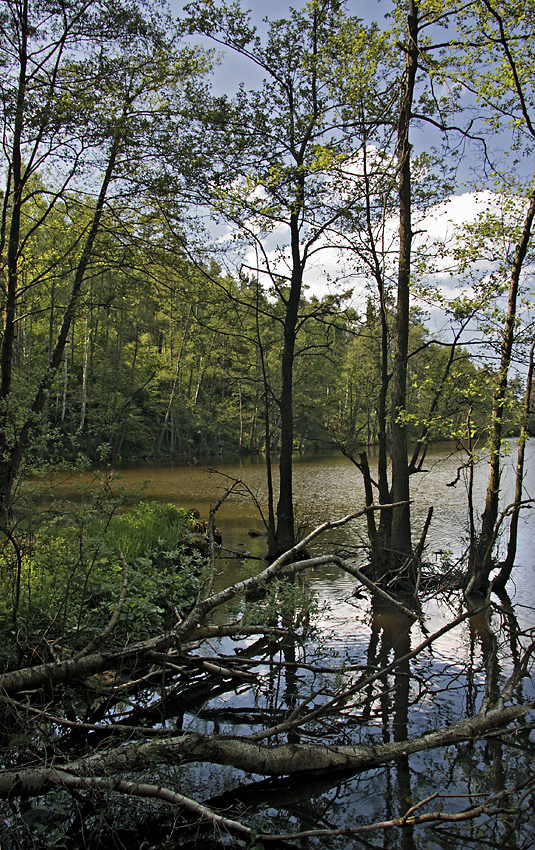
238 383 243 453
0 165 12 289
274 203 302 556
156 305 191 454
0 2 27 406
249 384 259 453
466 409 476 556
78 322 91 433
0 125 123 518
390 0 419 571
468 179 535 594
362 136 392 560
60 336 69 424
193 334 215 409
493 338 535 591
360 451 384 578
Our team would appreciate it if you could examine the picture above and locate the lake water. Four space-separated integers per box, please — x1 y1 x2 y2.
49 440 535 848
100 438 535 609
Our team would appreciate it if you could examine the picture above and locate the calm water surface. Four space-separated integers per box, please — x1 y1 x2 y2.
101 438 535 609
50 441 535 848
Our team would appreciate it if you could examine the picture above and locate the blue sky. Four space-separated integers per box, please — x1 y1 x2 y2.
171 0 392 23
166 0 534 353
170 0 395 94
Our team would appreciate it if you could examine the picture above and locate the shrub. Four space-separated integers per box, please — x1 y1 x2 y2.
0 500 207 667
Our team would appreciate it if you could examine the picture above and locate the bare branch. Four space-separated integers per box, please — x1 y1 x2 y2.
73 552 129 659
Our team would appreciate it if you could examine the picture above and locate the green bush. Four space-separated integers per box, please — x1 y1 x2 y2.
0 500 207 667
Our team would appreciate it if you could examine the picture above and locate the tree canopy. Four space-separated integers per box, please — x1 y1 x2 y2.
0 0 534 847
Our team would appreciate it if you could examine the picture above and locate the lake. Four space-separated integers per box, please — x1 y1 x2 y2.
47 440 535 848
93 439 535 608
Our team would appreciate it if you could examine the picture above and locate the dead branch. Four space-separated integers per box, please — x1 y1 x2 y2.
257 777 535 841
3 697 179 737
29 771 253 839
0 506 415 697
246 606 484 742
327 555 418 619
0 693 531 799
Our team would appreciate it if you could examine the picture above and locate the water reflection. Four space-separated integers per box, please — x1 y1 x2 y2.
361 599 416 849
51 440 534 582
41 441 534 848
170 578 534 848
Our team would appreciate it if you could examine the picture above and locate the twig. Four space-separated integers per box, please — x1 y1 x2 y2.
73 553 129 660
2 697 178 737
54 772 252 838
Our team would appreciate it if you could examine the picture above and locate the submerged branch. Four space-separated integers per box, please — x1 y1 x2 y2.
259 777 535 842
0 699 531 799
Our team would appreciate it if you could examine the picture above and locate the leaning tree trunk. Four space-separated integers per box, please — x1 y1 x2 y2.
467 179 535 595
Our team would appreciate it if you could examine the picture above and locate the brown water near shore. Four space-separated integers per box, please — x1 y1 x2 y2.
39 441 535 848
48 439 535 603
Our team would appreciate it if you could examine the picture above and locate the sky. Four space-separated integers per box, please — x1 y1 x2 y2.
167 0 534 356
171 0 392 23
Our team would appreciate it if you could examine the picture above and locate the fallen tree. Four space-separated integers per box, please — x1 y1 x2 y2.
1 686 532 798
1 502 534 848
0 504 413 698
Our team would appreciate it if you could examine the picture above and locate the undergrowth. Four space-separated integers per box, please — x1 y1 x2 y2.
0 497 207 669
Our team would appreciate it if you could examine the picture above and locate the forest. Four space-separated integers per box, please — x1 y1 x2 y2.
0 0 534 848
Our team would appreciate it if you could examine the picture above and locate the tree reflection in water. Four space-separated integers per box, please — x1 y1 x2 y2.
169 587 534 849
2 450 533 848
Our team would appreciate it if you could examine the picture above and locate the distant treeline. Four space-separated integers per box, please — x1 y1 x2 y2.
11 234 522 467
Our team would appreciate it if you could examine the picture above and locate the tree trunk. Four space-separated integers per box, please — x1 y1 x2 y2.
0 129 122 518
258 337 276 553
0 3 27 409
360 450 386 579
0 701 528 798
468 178 535 594
274 204 302 556
390 0 419 571
493 338 535 591
362 139 392 563
156 305 191 454
78 323 91 433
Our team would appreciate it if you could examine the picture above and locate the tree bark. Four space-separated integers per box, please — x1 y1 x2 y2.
468 179 535 594
0 126 123 518
493 340 535 591
0 1 27 407
0 701 530 798
390 0 419 570
274 204 302 556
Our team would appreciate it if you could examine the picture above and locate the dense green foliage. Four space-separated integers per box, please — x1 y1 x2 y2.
0 0 531 536
4 228 521 470
0 2 534 847
0 497 206 668
0 0 528 491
